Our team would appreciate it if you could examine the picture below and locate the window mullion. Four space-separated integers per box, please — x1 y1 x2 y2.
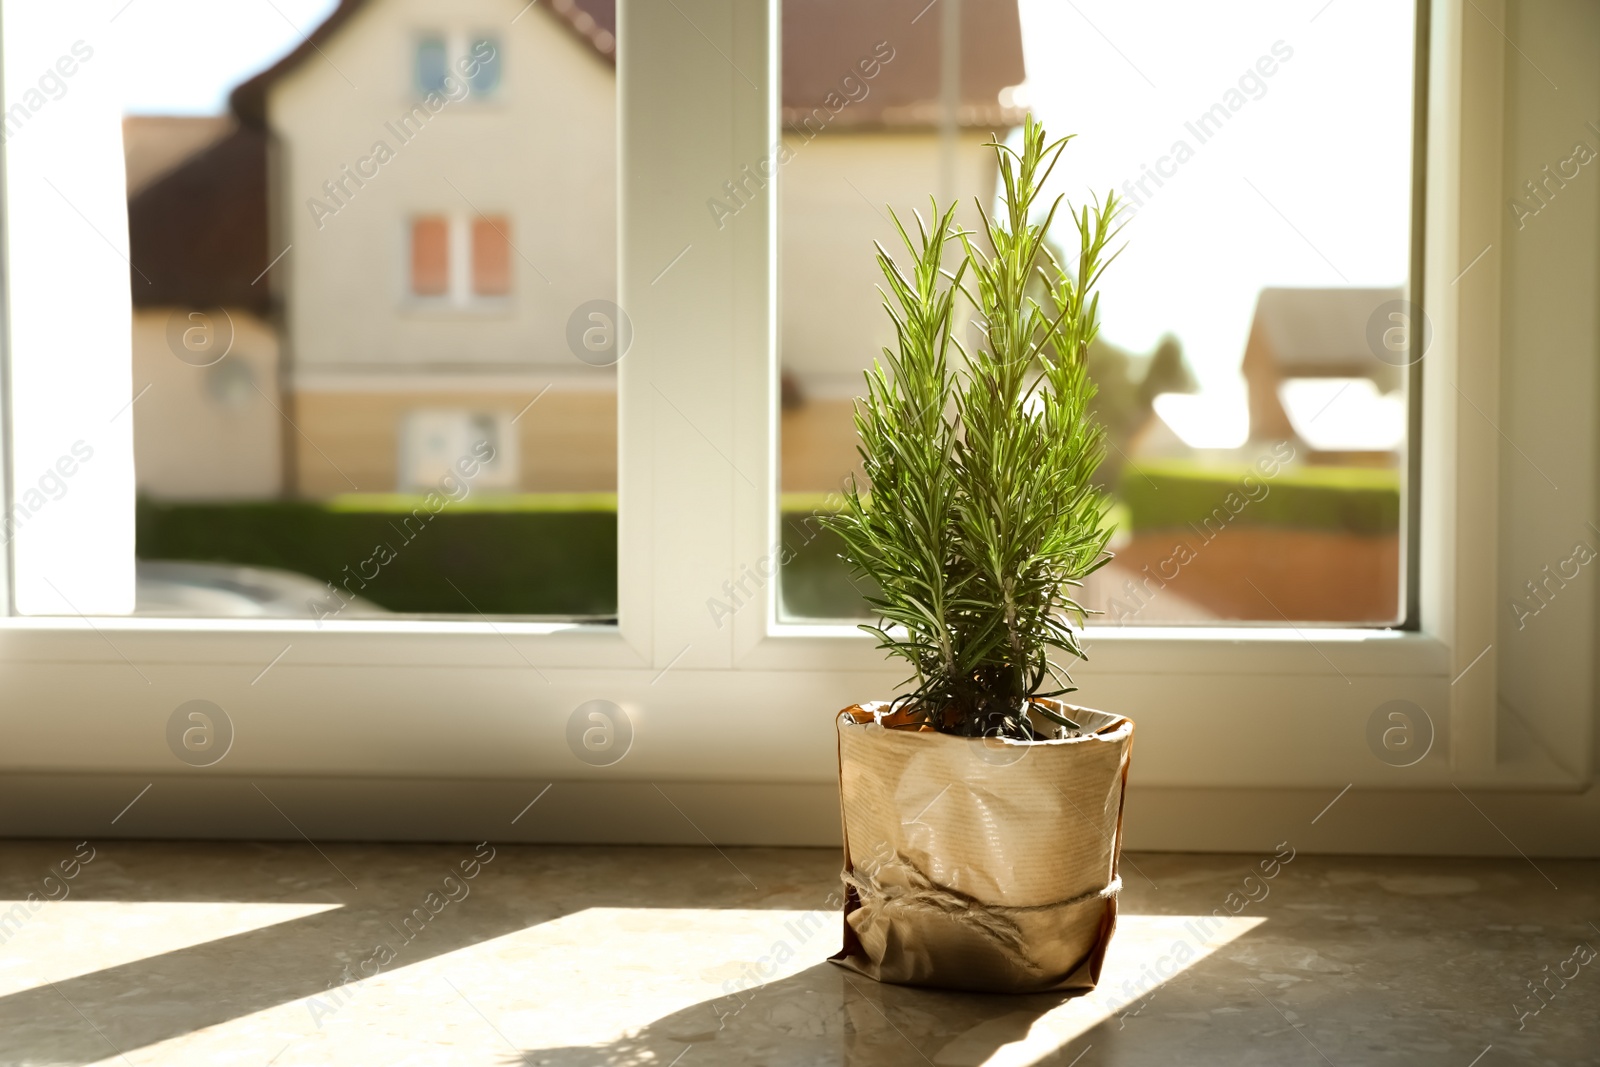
617 0 776 669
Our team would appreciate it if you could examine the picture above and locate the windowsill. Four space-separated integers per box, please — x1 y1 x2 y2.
0 616 1442 680
0 615 616 635
0 616 1415 641
743 623 1448 679
398 297 514 319
0 615 644 671
769 622 1416 643
0 617 1568 792
405 93 505 109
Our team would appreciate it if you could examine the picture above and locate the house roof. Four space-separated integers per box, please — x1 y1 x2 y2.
229 0 1024 131
230 0 615 125
127 124 270 313
781 0 1025 130
124 116 234 198
1247 286 1405 378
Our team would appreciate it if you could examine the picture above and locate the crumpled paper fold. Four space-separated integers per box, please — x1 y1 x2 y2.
830 700 1134 994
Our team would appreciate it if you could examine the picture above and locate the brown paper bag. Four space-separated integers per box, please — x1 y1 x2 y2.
830 700 1133 993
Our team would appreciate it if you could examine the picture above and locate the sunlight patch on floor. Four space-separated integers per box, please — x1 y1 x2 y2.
35 907 1262 1066
948 914 1266 1067
0 900 343 998
66 907 836 1066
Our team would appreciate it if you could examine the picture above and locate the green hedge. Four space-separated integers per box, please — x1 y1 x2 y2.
1116 461 1400 536
139 495 854 619
137 497 617 617
140 461 1399 622
777 465 1401 620
777 512 875 620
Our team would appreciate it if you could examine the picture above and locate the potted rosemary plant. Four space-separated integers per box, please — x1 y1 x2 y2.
824 117 1135 994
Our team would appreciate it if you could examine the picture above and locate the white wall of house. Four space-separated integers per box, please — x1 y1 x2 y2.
157 0 1010 497
267 0 1008 401
779 129 1000 395
268 0 617 382
131 308 282 499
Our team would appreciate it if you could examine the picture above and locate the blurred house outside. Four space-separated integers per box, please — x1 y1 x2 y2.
126 0 1031 501
126 117 282 499
1242 286 1406 461
1078 286 1408 626
124 116 232 198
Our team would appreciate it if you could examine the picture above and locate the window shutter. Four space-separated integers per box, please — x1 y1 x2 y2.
410 216 450 296
471 216 511 296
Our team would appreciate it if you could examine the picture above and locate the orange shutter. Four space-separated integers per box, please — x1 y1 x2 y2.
410 216 449 296
472 216 512 296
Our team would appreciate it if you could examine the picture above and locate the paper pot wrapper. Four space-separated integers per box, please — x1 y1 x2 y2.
829 700 1133 994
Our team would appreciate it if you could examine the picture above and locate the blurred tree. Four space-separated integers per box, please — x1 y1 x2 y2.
1023 236 1198 482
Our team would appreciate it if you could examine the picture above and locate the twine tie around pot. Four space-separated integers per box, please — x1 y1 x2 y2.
842 852 1124 976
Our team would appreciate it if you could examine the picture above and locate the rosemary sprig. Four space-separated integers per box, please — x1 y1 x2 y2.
823 115 1123 740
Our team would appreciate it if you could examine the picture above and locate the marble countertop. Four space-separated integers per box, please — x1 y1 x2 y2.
0 839 1595 1066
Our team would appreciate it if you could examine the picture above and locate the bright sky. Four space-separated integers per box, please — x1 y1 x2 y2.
1014 0 1415 443
111 0 339 114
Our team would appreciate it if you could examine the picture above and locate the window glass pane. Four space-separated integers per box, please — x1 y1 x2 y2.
469 36 502 96
472 216 512 296
409 216 450 296
415 35 448 95
122 1 619 619
777 0 1415 626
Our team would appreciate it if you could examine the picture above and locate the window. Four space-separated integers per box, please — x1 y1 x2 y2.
418 33 500 101
472 216 512 297
96 3 615 619
414 34 449 96
469 35 502 96
777 0 1418 628
398 410 519 491
408 214 513 302
408 215 450 296
1 0 1589 813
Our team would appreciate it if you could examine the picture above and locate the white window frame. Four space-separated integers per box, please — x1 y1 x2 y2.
0 1 1588 832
